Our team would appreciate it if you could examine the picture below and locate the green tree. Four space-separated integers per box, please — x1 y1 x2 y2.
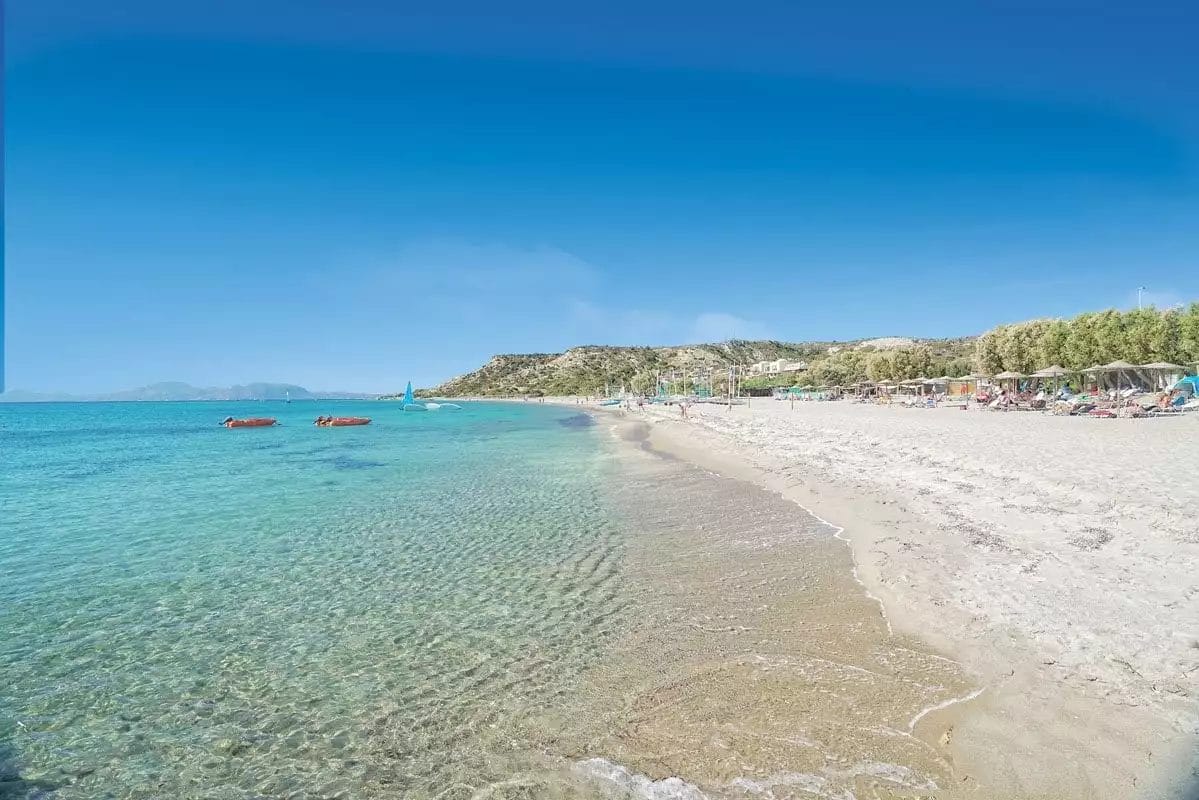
1122 308 1160 363
998 324 1034 373
1146 311 1182 364
1064 312 1100 368
1093 310 1127 363
1035 318 1070 368
866 352 894 382
1178 303 1199 364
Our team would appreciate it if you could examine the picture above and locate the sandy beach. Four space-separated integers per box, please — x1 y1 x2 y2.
565 397 1199 799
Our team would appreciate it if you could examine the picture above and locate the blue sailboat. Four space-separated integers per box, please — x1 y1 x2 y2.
402 381 460 412
402 381 427 412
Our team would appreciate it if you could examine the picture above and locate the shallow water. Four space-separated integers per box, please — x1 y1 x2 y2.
1 401 627 799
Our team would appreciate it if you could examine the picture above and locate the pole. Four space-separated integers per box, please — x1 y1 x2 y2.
1138 286 1147 309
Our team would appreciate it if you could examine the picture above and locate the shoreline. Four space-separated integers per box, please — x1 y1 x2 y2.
559 411 981 799
614 417 989 740
557 398 1198 799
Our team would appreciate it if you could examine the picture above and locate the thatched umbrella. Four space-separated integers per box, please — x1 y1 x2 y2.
992 370 1025 390
1031 365 1069 394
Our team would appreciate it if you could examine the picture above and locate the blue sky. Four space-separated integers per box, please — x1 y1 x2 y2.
5 1 1198 393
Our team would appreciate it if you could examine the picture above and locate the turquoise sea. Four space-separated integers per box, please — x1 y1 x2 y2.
0 401 627 799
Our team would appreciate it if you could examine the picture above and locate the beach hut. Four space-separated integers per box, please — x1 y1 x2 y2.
1081 364 1105 393
1085 360 1140 394
1139 361 1185 390
949 373 986 397
923 377 949 397
1110 360 1139 391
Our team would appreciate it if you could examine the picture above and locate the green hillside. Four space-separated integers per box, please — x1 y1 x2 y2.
418 337 974 397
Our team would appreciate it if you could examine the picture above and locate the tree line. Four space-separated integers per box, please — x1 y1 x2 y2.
788 305 1199 387
973 304 1199 375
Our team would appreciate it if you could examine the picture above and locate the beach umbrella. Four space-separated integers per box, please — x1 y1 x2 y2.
991 370 1025 392
1031 365 1068 393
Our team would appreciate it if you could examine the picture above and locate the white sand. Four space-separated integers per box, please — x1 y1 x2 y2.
593 398 1199 798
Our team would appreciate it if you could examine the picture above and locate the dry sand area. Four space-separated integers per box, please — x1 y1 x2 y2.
579 399 1199 799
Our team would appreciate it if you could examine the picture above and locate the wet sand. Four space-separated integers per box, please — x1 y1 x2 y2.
549 418 983 799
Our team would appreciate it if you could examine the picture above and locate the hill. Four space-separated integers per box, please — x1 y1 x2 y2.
423 337 976 397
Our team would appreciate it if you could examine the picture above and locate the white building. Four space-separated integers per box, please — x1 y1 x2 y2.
748 359 808 376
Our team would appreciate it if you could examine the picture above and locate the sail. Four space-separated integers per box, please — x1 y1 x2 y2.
402 381 415 405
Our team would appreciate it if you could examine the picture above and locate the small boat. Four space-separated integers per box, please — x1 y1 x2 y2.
316 417 371 427
223 417 277 428
400 381 427 412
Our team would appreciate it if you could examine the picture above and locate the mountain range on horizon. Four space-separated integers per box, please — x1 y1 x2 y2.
0 382 379 403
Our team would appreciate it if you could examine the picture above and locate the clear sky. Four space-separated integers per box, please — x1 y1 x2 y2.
5 1 1198 393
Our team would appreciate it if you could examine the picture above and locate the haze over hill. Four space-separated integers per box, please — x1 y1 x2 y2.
0 382 377 403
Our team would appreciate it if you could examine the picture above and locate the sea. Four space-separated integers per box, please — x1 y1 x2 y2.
1 400 632 799
1 400 973 800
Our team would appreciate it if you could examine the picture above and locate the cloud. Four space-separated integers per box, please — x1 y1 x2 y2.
690 312 770 342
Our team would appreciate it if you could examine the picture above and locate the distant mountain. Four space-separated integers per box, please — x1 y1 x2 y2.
0 382 378 402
